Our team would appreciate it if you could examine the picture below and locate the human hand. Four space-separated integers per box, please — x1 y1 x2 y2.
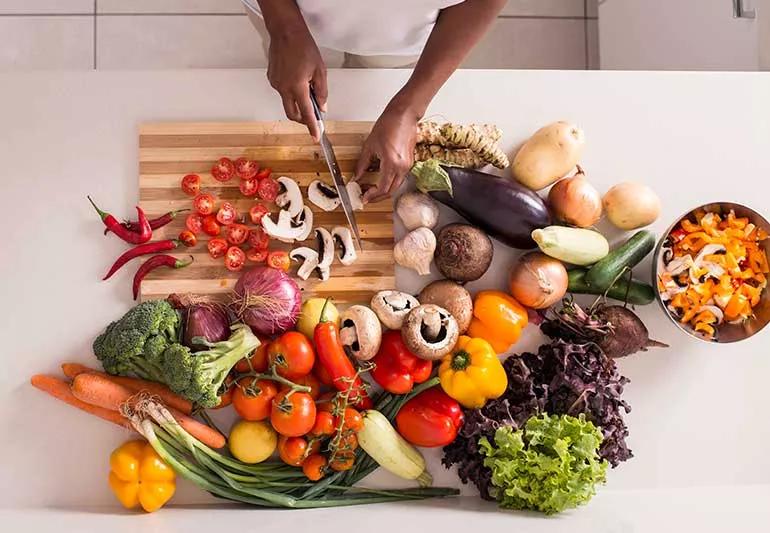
354 104 419 203
267 27 326 141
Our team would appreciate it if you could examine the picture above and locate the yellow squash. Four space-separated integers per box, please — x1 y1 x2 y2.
439 336 507 409
108 440 176 513
467 291 528 353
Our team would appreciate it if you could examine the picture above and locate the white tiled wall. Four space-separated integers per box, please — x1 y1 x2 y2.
0 0 599 70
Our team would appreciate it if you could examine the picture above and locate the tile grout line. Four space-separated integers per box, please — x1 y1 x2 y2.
93 0 97 70
584 0 589 69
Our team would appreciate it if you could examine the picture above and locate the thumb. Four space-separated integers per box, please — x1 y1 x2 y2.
354 144 374 181
312 68 329 113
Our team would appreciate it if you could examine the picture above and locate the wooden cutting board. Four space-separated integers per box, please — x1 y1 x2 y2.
137 121 394 305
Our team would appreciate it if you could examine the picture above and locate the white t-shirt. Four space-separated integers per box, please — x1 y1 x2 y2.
242 0 464 56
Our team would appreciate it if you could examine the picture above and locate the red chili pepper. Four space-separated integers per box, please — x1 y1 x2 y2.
102 239 180 280
103 208 189 236
132 255 193 300
313 299 372 409
88 196 152 245
371 330 432 395
395 387 464 448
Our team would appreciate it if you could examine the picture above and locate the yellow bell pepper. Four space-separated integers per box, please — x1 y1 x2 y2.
439 336 508 409
467 291 528 354
109 440 176 513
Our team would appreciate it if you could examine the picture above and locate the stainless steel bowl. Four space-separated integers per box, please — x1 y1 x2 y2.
653 202 770 343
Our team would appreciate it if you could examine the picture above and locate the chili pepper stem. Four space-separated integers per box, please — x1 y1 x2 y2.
87 195 108 221
318 298 333 324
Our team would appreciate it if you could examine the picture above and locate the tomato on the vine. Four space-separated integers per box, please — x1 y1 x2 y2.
225 223 249 245
246 248 268 263
235 158 259 180
207 238 228 259
266 250 291 272
278 436 309 466
249 204 269 225
309 411 336 437
225 246 246 272
290 373 322 400
178 230 197 247
239 178 259 197
202 214 221 236
268 331 315 380
338 408 364 432
329 453 355 472
232 378 278 421
270 391 316 437
248 227 270 250
212 157 235 182
258 177 280 202
216 202 237 225
235 343 269 374
181 173 200 196
185 213 204 234
193 193 216 215
302 454 327 481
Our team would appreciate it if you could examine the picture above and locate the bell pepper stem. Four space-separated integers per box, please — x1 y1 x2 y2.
450 350 471 371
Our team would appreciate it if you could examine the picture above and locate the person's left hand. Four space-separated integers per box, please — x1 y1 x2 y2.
354 104 419 203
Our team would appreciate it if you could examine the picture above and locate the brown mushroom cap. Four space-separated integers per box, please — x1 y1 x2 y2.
401 304 459 361
339 305 382 361
417 280 473 334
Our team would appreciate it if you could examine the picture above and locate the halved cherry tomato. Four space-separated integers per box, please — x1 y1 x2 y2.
225 223 249 245
267 250 291 272
235 158 259 180
258 177 280 202
329 453 355 472
248 227 270 250
216 202 237 225
302 454 327 481
202 214 221 236
246 248 268 263
178 230 197 247
193 193 216 215
278 436 308 466
256 167 272 181
309 411 336 437
225 246 246 272
271 391 316 437
207 237 228 259
234 342 269 374
212 157 235 182
239 178 259 197
249 204 270 225
232 377 278 421
268 331 315 380
181 173 201 196
185 213 204 234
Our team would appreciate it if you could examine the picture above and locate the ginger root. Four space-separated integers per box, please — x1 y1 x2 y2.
414 121 508 169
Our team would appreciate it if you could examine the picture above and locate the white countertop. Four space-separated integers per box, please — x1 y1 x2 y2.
1 69 769 529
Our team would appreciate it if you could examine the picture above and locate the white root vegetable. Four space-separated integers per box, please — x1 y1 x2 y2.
602 182 662 230
532 226 609 266
512 121 585 191
393 227 436 276
395 192 439 230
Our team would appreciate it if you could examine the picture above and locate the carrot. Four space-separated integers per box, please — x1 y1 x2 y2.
61 362 193 415
30 374 133 430
70 373 225 449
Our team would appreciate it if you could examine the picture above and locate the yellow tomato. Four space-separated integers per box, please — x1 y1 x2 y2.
228 420 278 464
296 298 339 339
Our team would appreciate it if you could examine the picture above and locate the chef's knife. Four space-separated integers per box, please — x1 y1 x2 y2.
309 88 363 251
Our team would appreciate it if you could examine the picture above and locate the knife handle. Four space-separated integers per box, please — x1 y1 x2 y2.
309 87 325 135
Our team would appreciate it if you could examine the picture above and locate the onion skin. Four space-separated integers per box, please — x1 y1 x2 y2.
230 266 301 336
548 170 602 228
182 303 230 350
508 252 568 309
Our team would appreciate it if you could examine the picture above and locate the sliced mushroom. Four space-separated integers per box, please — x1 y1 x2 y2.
315 227 334 268
290 247 319 280
370 290 420 330
346 181 364 211
316 264 331 282
332 226 357 265
293 205 314 241
308 180 341 211
275 176 303 218
339 305 382 361
401 304 459 361
262 209 307 242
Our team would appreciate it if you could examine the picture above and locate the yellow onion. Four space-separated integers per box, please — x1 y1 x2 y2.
547 169 602 228
508 252 568 309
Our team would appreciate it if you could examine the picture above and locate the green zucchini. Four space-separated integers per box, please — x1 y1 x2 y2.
585 231 656 289
568 269 655 305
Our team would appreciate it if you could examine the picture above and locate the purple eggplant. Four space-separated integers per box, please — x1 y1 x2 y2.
412 163 551 249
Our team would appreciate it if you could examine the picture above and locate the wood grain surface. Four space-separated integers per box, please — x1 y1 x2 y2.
138 121 394 305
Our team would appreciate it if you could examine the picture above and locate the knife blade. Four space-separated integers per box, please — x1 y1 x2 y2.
309 88 363 251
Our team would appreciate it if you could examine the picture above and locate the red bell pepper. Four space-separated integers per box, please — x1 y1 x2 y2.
371 330 432 395
396 387 464 448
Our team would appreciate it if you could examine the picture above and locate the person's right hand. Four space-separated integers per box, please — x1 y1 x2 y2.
267 27 326 141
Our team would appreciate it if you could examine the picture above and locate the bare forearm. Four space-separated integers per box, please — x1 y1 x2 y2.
390 0 506 118
254 0 307 37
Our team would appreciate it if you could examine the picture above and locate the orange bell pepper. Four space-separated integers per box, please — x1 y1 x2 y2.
467 291 528 354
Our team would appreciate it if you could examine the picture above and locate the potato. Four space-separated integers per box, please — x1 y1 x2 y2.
603 182 661 229
512 121 585 191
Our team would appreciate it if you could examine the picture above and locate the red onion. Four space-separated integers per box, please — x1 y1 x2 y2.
183 303 230 350
230 266 301 336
